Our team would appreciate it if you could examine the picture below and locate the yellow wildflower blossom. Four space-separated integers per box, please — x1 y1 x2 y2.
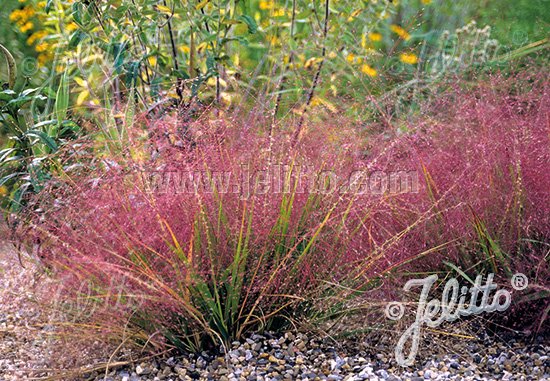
346 53 355 63
259 0 273 10
390 24 411 41
66 22 79 32
27 30 47 45
361 64 377 77
37 54 49 66
35 42 49 52
368 32 383 42
0 185 8 198
400 53 418 64
268 34 279 45
305 57 322 69
20 21 34 33
347 8 362 22
9 6 35 23
76 90 90 106
273 8 285 17
421 0 432 4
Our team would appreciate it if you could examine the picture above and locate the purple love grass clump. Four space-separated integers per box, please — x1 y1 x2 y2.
27 71 549 355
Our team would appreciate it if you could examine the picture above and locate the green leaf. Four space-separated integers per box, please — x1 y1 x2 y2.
55 71 70 123
238 15 258 34
20 88 39 97
0 172 24 186
41 87 57 99
0 148 17 163
69 30 86 49
443 261 475 286
45 0 54 13
0 44 16 89
124 86 136 130
7 96 37 109
24 130 59 152
0 90 16 102
196 0 210 10
33 120 57 130
72 2 82 24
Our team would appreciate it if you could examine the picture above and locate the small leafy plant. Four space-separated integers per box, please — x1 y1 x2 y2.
0 44 80 220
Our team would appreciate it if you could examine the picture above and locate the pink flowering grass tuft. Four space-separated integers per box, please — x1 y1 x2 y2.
26 71 549 355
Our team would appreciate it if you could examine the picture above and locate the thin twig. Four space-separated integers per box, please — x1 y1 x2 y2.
163 0 184 103
268 0 298 140
292 0 330 146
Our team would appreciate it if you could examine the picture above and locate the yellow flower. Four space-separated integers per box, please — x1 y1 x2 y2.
148 56 157 66
347 8 362 22
390 24 411 41
9 10 21 22
27 30 47 45
328 51 337 59
361 64 377 77
400 53 418 64
346 53 355 63
76 90 90 106
268 34 279 45
305 57 322 69
259 0 273 10
35 42 49 52
19 6 35 19
273 8 285 17
66 22 78 32
37 53 52 67
20 21 34 33
421 0 432 4
0 185 8 198
368 32 383 42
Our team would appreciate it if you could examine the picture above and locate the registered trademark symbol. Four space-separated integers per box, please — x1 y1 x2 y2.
511 273 528 291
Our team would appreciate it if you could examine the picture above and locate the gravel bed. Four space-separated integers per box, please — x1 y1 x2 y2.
83 331 549 381
1 236 548 381
0 239 54 380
